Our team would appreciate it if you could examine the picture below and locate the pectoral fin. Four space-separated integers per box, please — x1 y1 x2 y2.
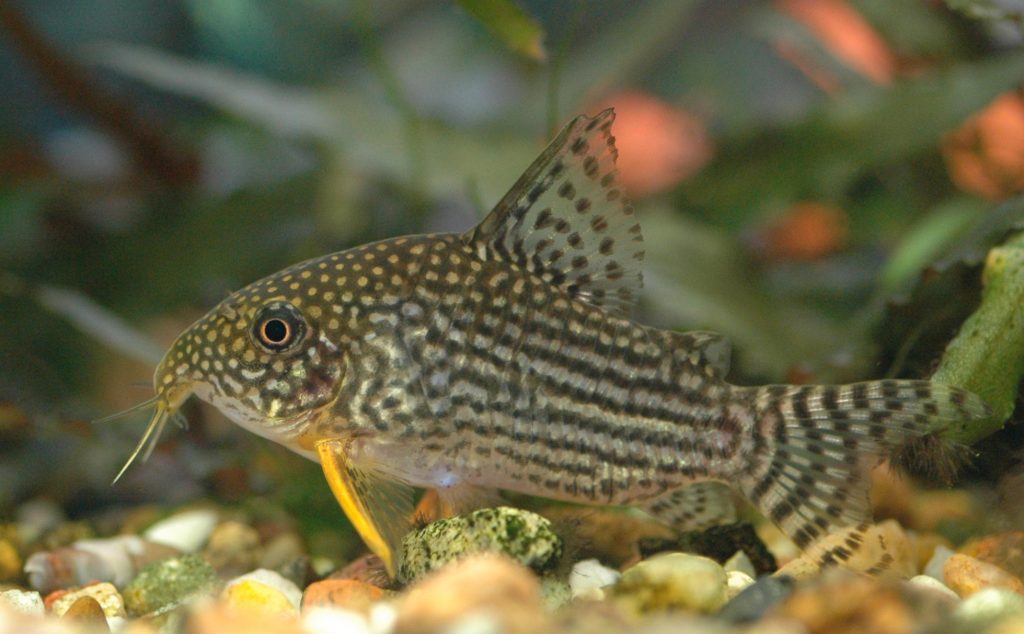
316 438 416 577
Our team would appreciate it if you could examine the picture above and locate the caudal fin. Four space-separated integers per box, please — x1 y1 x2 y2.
736 380 988 552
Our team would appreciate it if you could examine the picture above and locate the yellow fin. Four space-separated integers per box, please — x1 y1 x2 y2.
316 438 416 577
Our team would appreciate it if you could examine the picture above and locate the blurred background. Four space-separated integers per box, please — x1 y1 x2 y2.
1 0 1022 554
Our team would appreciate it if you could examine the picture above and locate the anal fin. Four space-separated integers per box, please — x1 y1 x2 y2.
316 438 416 578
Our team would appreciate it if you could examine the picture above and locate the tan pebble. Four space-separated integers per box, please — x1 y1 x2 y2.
394 554 549 634
959 531 1024 580
188 604 305 634
611 552 727 614
909 490 975 532
51 582 126 618
944 553 1024 598
778 571 920 634
203 521 261 575
302 579 385 614
62 596 110 631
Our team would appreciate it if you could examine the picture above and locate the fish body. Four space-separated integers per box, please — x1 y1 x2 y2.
125 110 987 575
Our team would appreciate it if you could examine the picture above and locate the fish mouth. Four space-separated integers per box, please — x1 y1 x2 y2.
101 380 194 484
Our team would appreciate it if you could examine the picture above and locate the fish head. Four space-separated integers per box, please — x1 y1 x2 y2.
161 269 348 442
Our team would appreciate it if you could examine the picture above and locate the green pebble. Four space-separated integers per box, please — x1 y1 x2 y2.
122 554 220 616
398 507 562 583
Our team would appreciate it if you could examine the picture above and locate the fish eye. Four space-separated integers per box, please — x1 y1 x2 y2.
251 302 307 352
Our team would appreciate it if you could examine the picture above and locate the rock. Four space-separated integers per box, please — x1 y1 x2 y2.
331 553 392 589
394 554 549 634
60 596 110 631
24 535 179 593
908 575 959 601
776 569 956 633
50 582 126 618
398 507 562 584
539 577 571 610
924 545 955 581
725 570 755 601
960 532 1024 580
718 575 794 624
723 550 757 578
224 569 302 611
258 532 306 571
187 604 305 634
302 579 385 614
0 588 44 615
122 554 219 616
222 579 298 618
568 559 620 598
0 537 22 582
303 607 373 634
641 522 777 576
611 552 728 614
143 509 219 553
14 498 65 544
943 553 1024 598
952 587 1024 632
202 520 261 576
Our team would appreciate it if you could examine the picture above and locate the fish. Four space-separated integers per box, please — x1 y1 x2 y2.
110 109 988 577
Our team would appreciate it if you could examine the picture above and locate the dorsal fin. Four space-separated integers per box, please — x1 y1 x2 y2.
466 109 644 317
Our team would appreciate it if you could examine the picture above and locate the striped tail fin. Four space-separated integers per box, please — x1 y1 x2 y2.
736 380 988 554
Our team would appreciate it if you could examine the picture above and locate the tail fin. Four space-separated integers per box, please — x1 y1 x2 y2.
736 380 988 552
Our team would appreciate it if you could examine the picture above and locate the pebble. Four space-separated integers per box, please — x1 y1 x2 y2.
568 559 620 598
398 507 562 584
258 532 306 571
925 545 955 581
667 523 777 576
394 554 549 634
0 537 22 582
911 532 953 574
960 531 1024 580
225 569 302 610
540 576 572 610
725 570 755 600
723 550 757 578
187 604 305 634
50 582 126 618
302 579 385 613
203 520 261 576
24 535 179 593
718 575 794 624
14 498 65 544
0 588 44 615
303 607 373 634
611 552 728 614
60 596 110 631
143 509 219 553
952 587 1024 630
908 574 960 601
943 553 1024 597
222 579 298 617
776 569 955 633
122 554 219 615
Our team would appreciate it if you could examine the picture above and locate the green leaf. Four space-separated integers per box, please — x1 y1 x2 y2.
456 0 547 62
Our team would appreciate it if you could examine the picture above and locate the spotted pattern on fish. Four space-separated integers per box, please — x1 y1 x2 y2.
119 109 991 575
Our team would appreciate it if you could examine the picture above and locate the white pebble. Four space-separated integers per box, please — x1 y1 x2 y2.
369 602 398 634
724 551 757 578
143 509 219 553
954 587 1024 620
909 575 959 601
0 589 44 615
725 570 755 600
924 545 955 581
303 607 373 634
225 569 302 609
568 559 620 597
